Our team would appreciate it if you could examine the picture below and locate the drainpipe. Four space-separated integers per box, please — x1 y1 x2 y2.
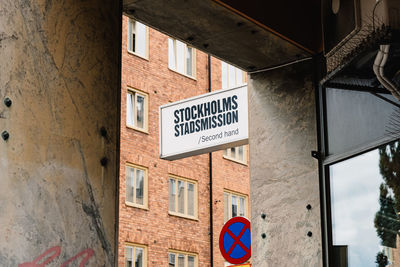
208 54 214 267
373 44 400 101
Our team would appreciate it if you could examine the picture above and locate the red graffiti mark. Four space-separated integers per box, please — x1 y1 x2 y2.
18 246 94 267
60 249 94 267
19 246 61 267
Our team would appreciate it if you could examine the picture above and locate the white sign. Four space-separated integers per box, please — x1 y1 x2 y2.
159 85 248 160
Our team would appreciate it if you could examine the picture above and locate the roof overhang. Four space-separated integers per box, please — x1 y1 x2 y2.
123 0 322 72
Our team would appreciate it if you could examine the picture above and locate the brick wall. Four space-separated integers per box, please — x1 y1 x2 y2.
118 15 250 267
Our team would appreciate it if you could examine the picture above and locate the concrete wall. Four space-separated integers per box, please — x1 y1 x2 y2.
249 63 322 266
0 0 120 265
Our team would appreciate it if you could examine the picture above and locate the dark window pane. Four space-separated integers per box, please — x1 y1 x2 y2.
178 181 185 214
135 248 143 267
169 253 175 267
136 169 144 205
169 179 176 212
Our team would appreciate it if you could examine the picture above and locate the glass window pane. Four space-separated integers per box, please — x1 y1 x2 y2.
232 196 238 218
238 146 244 161
169 179 176 212
221 62 228 89
186 47 193 76
176 40 185 74
224 193 229 221
169 253 175 267
127 92 134 126
188 256 195 267
136 169 144 205
236 68 243 85
126 167 134 203
168 38 176 70
178 180 185 214
230 147 236 159
223 149 228 156
178 254 185 267
135 22 146 57
239 197 245 217
128 20 134 52
135 248 143 267
125 246 133 267
228 64 236 88
329 143 400 267
187 183 194 216
136 94 145 129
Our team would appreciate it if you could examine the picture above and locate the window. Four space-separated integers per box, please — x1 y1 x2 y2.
221 61 247 90
223 145 247 164
169 176 197 219
327 141 400 267
126 164 148 209
168 38 196 78
127 19 148 59
126 88 148 132
224 190 247 222
125 243 147 267
221 61 247 161
168 250 197 267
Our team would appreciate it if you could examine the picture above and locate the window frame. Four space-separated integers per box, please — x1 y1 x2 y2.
125 242 147 267
168 249 198 267
125 163 148 210
168 38 197 79
316 84 400 267
168 175 198 220
224 189 248 223
223 145 248 165
221 61 247 90
126 87 149 133
127 18 149 60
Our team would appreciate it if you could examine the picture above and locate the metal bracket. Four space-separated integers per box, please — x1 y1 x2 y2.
311 150 322 160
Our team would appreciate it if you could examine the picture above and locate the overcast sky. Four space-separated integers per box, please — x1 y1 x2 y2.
330 148 384 267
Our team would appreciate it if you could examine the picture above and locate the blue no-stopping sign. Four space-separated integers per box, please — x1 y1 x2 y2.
219 216 251 264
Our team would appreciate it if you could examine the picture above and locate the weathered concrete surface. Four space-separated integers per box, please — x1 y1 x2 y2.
0 0 119 265
249 63 322 266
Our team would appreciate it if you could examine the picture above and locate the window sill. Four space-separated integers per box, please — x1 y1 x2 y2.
222 155 248 166
126 125 149 134
168 68 197 81
125 202 149 210
168 212 198 221
127 50 149 61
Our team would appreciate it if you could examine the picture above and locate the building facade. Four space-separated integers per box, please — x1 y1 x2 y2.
118 15 250 267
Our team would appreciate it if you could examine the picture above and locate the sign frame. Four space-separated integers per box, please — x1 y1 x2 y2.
219 216 251 264
159 85 249 160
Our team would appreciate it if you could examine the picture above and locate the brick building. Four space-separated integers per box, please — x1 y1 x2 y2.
118 15 250 267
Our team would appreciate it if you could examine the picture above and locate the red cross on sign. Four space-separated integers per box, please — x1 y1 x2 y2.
219 216 251 264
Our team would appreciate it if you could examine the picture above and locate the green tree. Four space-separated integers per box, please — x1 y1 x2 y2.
374 183 400 248
374 142 400 249
376 251 388 267
379 142 400 212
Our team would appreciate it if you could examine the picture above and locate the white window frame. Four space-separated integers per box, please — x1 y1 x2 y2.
221 61 247 89
224 190 248 223
168 175 198 220
168 250 198 267
127 18 149 59
168 38 196 79
223 145 248 165
125 163 148 209
126 87 148 133
125 243 147 267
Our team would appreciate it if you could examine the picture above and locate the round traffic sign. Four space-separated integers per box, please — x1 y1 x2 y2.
219 216 251 264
